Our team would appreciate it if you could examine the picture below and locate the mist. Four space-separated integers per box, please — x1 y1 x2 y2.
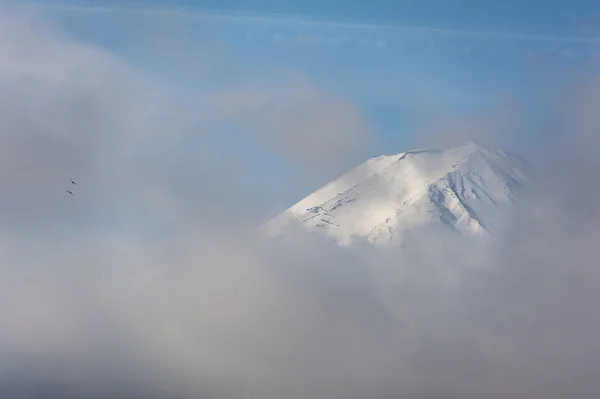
1 3 600 399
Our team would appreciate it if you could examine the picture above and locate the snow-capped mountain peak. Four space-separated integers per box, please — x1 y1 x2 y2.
264 141 529 247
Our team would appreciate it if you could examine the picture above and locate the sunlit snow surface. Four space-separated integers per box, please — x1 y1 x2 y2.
264 141 529 248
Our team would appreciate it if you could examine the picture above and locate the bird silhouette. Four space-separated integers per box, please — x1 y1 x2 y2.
66 190 74 196
70 179 78 185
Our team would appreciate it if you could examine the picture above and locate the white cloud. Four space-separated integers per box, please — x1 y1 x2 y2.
188 71 374 177
2 3 600 399
0 2 374 232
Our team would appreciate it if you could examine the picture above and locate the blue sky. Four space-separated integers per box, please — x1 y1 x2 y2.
20 0 600 210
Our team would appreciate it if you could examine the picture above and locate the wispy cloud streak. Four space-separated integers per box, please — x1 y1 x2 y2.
26 0 600 44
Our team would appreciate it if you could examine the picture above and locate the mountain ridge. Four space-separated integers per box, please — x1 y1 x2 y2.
264 141 529 248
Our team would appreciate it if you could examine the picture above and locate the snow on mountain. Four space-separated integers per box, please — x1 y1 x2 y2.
263 141 529 248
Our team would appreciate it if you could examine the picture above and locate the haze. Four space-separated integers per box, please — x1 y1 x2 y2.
1 1 600 398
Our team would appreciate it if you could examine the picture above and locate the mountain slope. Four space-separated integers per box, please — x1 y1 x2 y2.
264 141 529 247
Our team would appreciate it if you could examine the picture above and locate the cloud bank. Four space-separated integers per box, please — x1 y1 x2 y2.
1 4 600 399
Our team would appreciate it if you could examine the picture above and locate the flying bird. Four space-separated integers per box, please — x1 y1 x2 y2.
70 179 78 185
66 190 74 196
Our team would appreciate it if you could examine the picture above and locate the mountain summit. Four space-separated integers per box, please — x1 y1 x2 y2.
264 141 529 247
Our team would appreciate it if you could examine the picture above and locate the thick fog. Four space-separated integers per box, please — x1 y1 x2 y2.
1 4 600 399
